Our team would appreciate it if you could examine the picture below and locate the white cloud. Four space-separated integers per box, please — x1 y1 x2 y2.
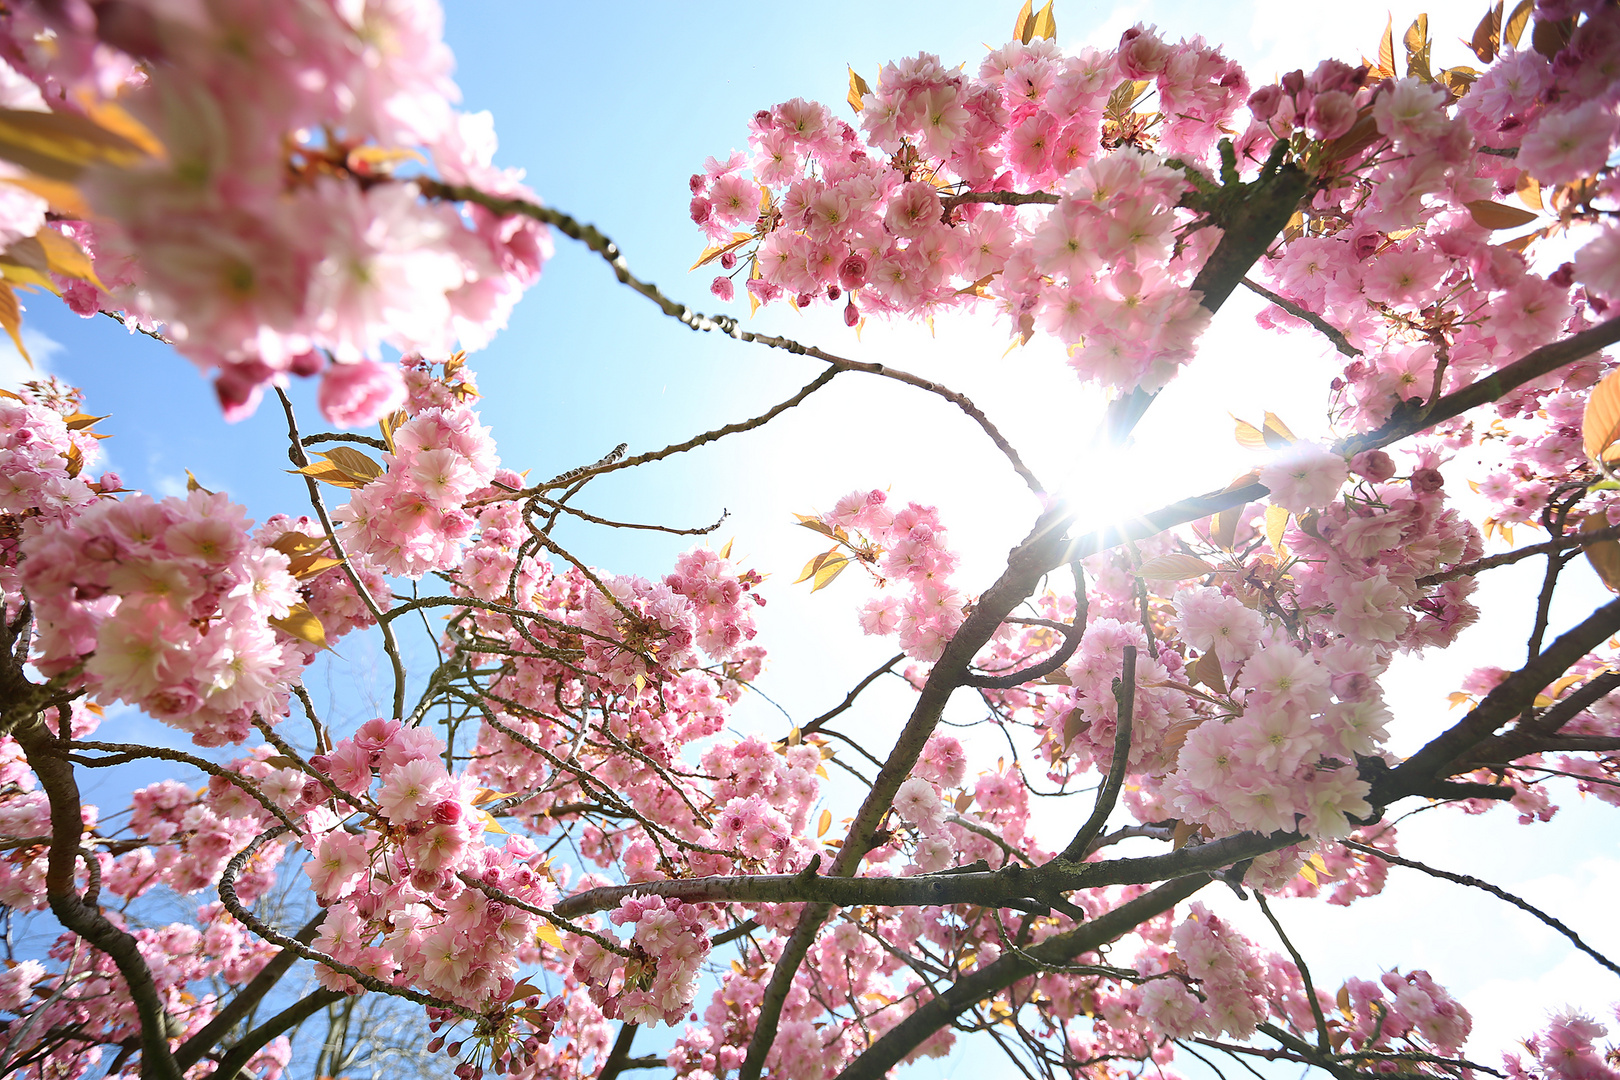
0 326 61 389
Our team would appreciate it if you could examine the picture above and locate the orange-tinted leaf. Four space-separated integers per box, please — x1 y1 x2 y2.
1062 708 1089 749
689 232 753 272
0 175 88 218
378 409 406 453
345 145 427 176
1013 0 1035 43
793 547 839 584
1233 415 1267 450
535 922 562 948
61 411 105 431
35 227 105 289
184 469 213 494
1261 411 1297 447
847 66 872 113
270 603 330 650
954 792 973 813
287 554 344 580
0 105 153 181
1378 14 1396 77
1404 15 1432 81
317 446 383 484
1172 820 1200 850
292 460 367 489
1191 651 1227 695
810 555 850 593
817 809 832 837
0 280 30 365
1465 199 1539 229
1582 513 1620 592
1532 14 1573 58
1212 505 1243 551
270 531 328 556
1516 171 1543 211
1162 717 1204 755
1137 553 1217 580
1503 0 1532 47
1030 1 1056 41
719 538 734 560
1266 504 1291 557
1467 1 1503 62
1583 369 1620 463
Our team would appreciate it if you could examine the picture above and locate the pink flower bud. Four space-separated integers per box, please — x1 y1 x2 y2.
838 253 868 289
844 299 859 327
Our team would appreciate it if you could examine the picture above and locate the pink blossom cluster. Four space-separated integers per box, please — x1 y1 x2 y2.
694 26 1257 390
0 391 103 521
1285 455 1485 651
1337 970 1473 1058
1507 1008 1620 1080
0 0 550 424
0 905 289 1080
333 396 500 578
821 489 964 661
571 894 711 1026
1135 903 1271 1038
286 718 556 1011
19 489 309 746
254 513 389 644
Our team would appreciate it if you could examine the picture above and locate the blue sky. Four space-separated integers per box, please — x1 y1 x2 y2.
6 0 1617 1069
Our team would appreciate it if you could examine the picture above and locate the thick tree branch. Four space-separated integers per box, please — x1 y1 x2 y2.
1058 646 1135 862
14 718 181 1080
173 912 328 1071
208 988 346 1080
832 874 1216 1080
1372 598 1620 805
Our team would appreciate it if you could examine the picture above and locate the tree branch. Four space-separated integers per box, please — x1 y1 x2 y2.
832 874 1216 1080
1342 840 1620 982
1058 646 1135 862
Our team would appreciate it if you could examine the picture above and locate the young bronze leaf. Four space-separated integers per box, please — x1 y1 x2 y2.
317 446 383 484
1030 1 1056 41
810 554 851 593
270 603 331 650
184 469 213 494
1 175 89 218
1232 414 1267 450
1136 553 1217 580
817 809 832 838
0 280 28 365
1503 0 1533 47
1515 172 1543 211
794 547 839 585
535 922 562 948
1378 14 1396 77
0 105 153 181
847 66 871 113
1532 15 1574 58
287 554 345 580
1582 514 1620 592
1265 504 1291 558
293 460 367 488
1013 0 1036 44
1465 199 1539 230
378 408 406 453
1582 369 1620 463
1467 1 1502 62
1403 14 1432 81
1261 411 1297 448
1211 505 1242 550
270 531 328 556
1191 651 1227 695
35 228 105 289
